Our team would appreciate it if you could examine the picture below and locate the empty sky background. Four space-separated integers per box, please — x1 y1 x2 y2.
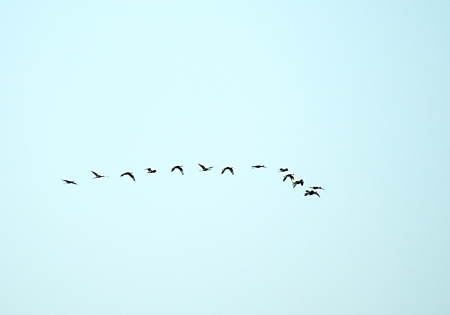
1 1 449 314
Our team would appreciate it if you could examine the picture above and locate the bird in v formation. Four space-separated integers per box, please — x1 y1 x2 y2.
64 164 324 197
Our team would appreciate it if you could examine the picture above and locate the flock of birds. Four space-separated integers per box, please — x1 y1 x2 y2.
62 164 324 197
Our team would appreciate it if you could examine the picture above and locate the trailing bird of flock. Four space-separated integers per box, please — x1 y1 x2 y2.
62 164 324 197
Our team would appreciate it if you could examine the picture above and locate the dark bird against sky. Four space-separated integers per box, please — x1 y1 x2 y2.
304 190 320 197
283 174 294 182
292 179 304 188
171 165 184 175
120 172 135 181
252 165 267 169
91 171 107 179
221 166 234 175
198 163 213 172
62 179 77 185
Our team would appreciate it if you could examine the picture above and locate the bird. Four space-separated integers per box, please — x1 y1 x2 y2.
62 179 77 185
145 168 157 174
292 179 304 188
91 171 107 179
171 165 184 175
283 174 294 182
198 163 213 172
252 165 267 169
304 190 320 197
221 166 234 175
120 172 135 181
279 168 288 172
309 186 324 190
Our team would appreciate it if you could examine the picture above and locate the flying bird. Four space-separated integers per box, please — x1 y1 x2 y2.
198 163 213 172
278 168 288 172
91 171 107 179
304 190 320 197
252 165 267 169
62 179 77 185
171 165 184 175
283 174 294 182
145 168 157 174
292 179 304 188
221 166 234 175
120 172 135 181
310 186 324 190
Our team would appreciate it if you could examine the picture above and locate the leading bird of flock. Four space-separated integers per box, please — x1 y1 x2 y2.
252 165 266 169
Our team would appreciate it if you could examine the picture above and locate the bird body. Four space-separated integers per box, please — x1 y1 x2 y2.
310 186 324 190
62 179 77 185
279 168 288 172
304 190 320 197
171 165 184 175
292 179 304 188
145 168 157 173
252 165 267 169
120 172 135 181
221 166 234 175
91 171 107 179
198 163 213 172
283 174 294 182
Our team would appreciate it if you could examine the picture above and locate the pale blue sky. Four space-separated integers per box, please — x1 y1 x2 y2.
1 1 449 314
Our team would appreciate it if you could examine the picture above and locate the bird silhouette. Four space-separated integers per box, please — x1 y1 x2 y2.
292 179 304 188
145 168 157 174
198 163 213 172
120 172 135 181
304 190 320 197
278 168 288 172
171 165 184 175
309 186 324 190
91 171 107 179
62 179 77 185
283 174 294 182
221 166 234 175
252 165 267 169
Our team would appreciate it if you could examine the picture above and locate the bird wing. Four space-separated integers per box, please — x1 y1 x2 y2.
130 173 135 181
199 163 206 170
91 171 100 177
221 168 225 174
230 168 234 175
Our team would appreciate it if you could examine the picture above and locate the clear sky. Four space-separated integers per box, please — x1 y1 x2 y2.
1 1 449 314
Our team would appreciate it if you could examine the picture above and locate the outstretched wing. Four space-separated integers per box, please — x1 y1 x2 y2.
91 171 100 177
198 163 206 171
230 168 234 175
129 173 135 181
